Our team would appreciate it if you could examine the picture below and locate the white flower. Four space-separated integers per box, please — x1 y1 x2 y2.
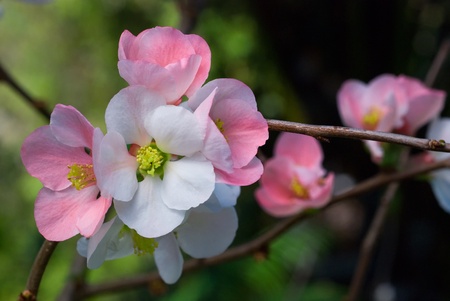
95 86 215 237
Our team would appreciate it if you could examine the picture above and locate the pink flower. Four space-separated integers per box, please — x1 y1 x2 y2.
21 105 111 241
255 133 334 217
188 78 269 186
337 74 445 162
118 26 211 105
393 75 445 135
337 74 397 162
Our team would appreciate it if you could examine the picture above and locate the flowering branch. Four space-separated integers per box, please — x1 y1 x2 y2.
267 119 450 152
77 157 450 298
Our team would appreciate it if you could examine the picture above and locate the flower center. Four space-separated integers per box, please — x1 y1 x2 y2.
362 107 382 130
291 177 310 199
136 143 169 177
67 164 96 190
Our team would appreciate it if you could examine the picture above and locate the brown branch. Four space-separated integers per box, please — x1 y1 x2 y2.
267 120 450 152
78 157 450 298
18 240 58 301
0 62 51 120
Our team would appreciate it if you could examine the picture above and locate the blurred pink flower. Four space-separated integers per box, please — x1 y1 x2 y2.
118 26 211 105
189 78 268 186
393 75 445 135
255 133 334 217
21 105 111 241
337 74 445 162
337 74 397 162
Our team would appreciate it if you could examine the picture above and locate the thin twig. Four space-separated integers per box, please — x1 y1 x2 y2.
267 120 450 152
0 63 51 120
78 157 450 298
18 240 58 301
425 39 450 86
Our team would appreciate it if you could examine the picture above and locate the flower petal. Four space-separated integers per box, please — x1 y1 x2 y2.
154 233 183 284
215 156 264 186
34 185 106 241
177 206 238 258
161 153 215 210
146 105 204 156
50 104 94 148
94 131 138 201
275 133 323 169
105 86 165 145
114 177 186 238
21 126 91 191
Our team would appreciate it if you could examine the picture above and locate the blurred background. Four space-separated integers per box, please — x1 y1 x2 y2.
2 0 450 300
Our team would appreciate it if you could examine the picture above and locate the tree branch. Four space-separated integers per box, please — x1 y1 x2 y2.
78 157 450 298
267 120 450 152
18 240 58 301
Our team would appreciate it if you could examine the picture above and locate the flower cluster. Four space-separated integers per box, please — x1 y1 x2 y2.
255 133 334 217
337 74 445 162
21 26 268 283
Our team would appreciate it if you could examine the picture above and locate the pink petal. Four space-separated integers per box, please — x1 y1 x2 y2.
118 30 136 60
215 156 264 186
193 88 233 173
35 186 108 241
211 98 268 168
275 133 323 169
188 78 257 110
21 126 92 191
164 55 202 102
184 33 211 97
131 27 196 64
337 79 367 128
50 104 94 148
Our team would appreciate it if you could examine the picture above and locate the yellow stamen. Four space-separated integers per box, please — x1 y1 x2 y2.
67 164 96 190
362 107 382 130
136 143 168 177
291 177 310 199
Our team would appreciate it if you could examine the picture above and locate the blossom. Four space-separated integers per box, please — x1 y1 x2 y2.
21 104 111 241
393 75 445 135
425 118 450 212
118 26 211 105
77 184 239 284
337 74 445 162
189 78 268 185
255 133 334 217
337 74 397 162
95 86 215 238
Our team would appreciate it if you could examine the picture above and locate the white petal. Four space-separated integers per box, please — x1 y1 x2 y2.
105 86 165 145
204 183 240 212
77 216 134 269
431 170 450 213
161 153 215 210
177 206 238 258
146 105 203 156
154 233 184 284
115 177 186 238
95 131 138 201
